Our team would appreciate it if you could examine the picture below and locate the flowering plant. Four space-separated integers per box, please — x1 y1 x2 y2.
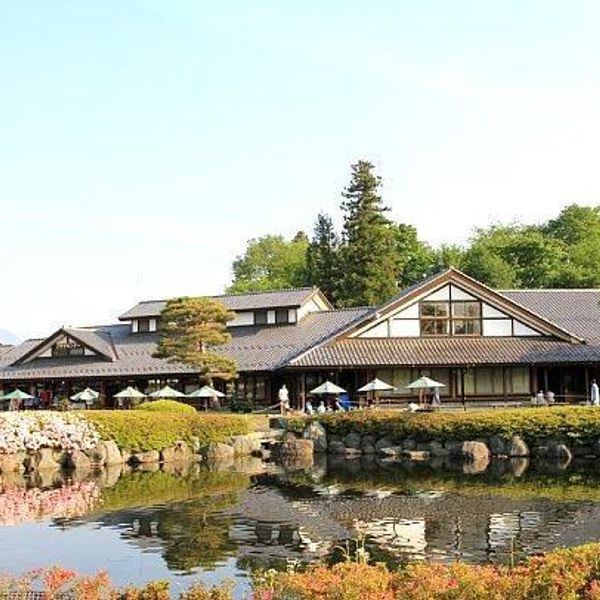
0 412 100 454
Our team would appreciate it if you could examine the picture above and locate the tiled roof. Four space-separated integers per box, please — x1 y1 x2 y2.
290 336 600 368
500 289 600 343
0 308 370 381
119 288 325 320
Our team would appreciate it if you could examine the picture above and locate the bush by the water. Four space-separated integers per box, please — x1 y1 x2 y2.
289 406 600 448
85 411 251 452
134 399 197 414
7 543 600 598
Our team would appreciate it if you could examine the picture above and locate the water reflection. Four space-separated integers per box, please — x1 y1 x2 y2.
0 457 599 593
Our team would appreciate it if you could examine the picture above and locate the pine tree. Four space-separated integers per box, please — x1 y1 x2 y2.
306 213 339 302
336 160 398 307
154 297 238 384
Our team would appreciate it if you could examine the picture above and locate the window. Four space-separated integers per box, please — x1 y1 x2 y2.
254 310 268 325
419 300 482 337
275 308 289 324
51 339 85 357
137 318 150 333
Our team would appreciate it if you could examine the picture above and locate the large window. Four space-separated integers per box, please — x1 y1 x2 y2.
254 310 268 325
420 301 481 337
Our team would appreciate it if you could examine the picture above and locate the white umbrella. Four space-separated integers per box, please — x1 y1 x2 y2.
70 388 99 402
187 385 225 398
357 378 394 393
406 376 446 389
310 381 347 395
1 389 34 400
149 385 186 398
114 386 146 399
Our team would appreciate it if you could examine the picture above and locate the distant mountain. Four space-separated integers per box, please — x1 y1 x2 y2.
0 328 19 345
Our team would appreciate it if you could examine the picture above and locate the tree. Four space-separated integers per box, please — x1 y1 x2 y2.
391 223 437 288
154 297 237 384
306 213 339 301
431 244 466 272
336 160 399 306
227 233 309 293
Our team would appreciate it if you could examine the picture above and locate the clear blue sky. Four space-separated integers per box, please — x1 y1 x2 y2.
2 1 600 339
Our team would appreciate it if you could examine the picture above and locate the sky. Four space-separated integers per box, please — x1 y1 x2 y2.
2 1 600 341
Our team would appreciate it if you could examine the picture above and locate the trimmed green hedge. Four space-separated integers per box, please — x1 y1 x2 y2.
85 411 253 452
134 399 197 414
288 406 600 447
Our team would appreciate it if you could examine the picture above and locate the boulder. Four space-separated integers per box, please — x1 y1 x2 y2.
328 441 347 455
361 435 376 454
31 448 61 471
130 450 160 464
88 443 108 466
375 437 393 451
344 432 362 449
103 441 123 466
402 439 417 451
161 441 194 463
418 441 447 457
507 436 529 457
277 438 314 459
403 450 430 461
449 441 491 464
509 457 530 477
303 421 328 453
0 453 25 474
269 417 288 430
488 436 508 456
67 450 92 471
230 434 262 456
377 446 404 457
548 442 572 462
204 443 234 462
343 448 362 458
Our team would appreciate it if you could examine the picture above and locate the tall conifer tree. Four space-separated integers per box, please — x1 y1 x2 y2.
336 160 398 307
306 213 339 302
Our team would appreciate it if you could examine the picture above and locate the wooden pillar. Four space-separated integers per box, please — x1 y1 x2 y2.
530 367 537 395
460 368 466 411
543 367 549 393
502 367 508 400
585 366 590 403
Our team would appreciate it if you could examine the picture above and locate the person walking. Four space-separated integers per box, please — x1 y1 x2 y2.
591 379 600 406
278 384 290 414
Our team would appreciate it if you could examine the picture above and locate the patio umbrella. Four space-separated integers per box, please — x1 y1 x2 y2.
310 381 347 395
148 385 185 398
187 385 225 398
70 388 99 402
1 389 34 400
357 378 394 393
114 386 146 400
406 376 446 389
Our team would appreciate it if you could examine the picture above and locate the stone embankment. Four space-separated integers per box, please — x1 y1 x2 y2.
272 419 596 473
0 430 283 475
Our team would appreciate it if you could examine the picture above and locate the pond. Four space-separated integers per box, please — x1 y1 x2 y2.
1 456 600 598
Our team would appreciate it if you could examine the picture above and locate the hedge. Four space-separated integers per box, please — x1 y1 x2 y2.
84 411 253 452
288 407 600 447
134 399 197 414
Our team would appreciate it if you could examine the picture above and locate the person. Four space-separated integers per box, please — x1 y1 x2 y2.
592 379 600 406
278 384 290 414
334 397 346 412
316 400 326 414
305 399 314 415
431 387 441 408
546 390 555 405
535 390 546 407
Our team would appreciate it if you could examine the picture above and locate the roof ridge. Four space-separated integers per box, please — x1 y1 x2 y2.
500 289 600 293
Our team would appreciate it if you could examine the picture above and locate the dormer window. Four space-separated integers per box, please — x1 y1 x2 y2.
137 318 150 333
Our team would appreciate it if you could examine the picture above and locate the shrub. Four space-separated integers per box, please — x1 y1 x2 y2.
134 400 197 414
288 406 600 448
84 411 252 452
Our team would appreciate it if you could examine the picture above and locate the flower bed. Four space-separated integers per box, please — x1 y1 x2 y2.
288 406 600 448
4 543 600 598
0 412 100 454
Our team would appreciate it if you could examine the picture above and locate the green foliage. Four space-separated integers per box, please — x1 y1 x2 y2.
392 222 436 288
134 400 197 414
227 233 309 293
154 296 237 384
306 212 339 302
289 406 600 447
336 160 399 307
84 411 251 452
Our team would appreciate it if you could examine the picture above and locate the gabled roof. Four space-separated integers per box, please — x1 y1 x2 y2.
345 268 584 344
10 327 117 365
118 287 331 321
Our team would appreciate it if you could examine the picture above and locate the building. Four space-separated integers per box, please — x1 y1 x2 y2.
1 268 599 406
